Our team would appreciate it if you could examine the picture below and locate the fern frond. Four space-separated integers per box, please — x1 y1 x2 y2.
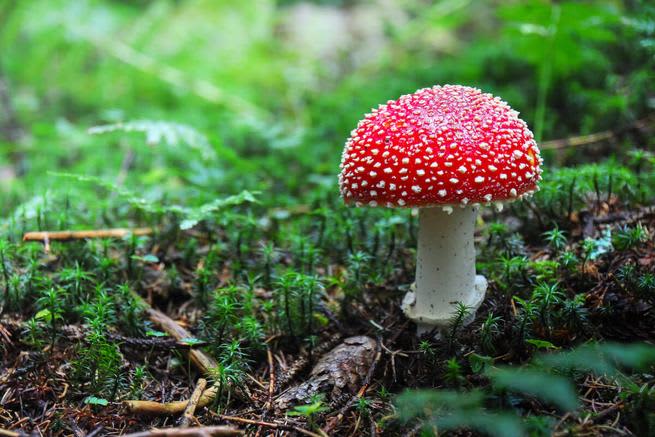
50 172 257 229
88 120 216 160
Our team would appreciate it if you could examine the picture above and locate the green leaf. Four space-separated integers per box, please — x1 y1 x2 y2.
395 389 486 422
145 329 167 337
34 309 52 322
141 254 159 263
287 400 329 417
395 390 524 437
179 337 203 346
50 172 258 229
178 191 258 230
487 367 579 411
538 342 655 376
526 339 559 350
435 411 524 437
88 120 217 161
600 343 655 369
84 396 109 406
468 353 494 373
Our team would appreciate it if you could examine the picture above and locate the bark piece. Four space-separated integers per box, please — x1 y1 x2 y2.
273 336 376 410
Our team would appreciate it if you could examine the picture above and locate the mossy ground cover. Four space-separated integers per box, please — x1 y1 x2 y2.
1 1 654 435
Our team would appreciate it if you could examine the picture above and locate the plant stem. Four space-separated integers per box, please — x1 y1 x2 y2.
284 286 294 338
534 3 561 142
0 249 8 308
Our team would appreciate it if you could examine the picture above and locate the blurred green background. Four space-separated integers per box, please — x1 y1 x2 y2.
0 0 653 227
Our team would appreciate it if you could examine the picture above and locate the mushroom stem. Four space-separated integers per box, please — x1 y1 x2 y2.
402 205 487 336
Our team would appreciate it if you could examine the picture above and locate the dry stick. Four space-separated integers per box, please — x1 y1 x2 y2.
541 113 654 150
213 413 323 437
265 346 275 411
145 308 218 373
124 307 222 415
123 387 218 416
552 403 624 437
541 130 615 150
23 227 153 242
68 418 86 437
122 425 242 437
178 378 208 427
86 426 104 437
593 206 655 226
252 347 276 437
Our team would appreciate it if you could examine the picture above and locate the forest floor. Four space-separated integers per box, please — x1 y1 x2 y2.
1 178 655 436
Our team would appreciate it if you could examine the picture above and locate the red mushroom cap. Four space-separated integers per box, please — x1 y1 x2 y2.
339 85 542 208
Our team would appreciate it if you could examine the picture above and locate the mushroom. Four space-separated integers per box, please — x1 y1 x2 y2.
338 85 542 335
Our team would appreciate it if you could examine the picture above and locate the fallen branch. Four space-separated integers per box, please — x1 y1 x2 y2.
107 333 207 349
86 426 104 437
124 385 218 415
541 114 654 150
145 308 218 373
542 130 615 150
213 413 324 437
122 425 242 437
593 206 655 226
178 378 208 427
123 305 222 416
23 227 152 242
265 346 275 411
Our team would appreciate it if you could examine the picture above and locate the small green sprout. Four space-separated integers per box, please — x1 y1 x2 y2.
288 394 329 429
543 226 568 252
613 224 649 251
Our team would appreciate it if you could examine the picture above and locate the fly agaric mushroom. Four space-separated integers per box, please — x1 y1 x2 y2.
338 85 542 335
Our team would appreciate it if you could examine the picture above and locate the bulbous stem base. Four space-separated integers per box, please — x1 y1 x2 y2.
401 206 488 336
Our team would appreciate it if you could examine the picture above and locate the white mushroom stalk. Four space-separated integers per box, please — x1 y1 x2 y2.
401 206 487 335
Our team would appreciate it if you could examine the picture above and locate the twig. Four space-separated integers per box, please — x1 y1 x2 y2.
553 403 624 436
541 114 654 150
86 426 104 437
145 308 218 373
43 325 207 350
213 413 323 437
542 130 615 150
23 227 152 242
107 333 207 349
178 378 208 427
122 425 242 437
124 305 223 416
253 346 276 437
265 346 275 411
124 385 218 415
0 429 19 437
68 418 85 437
593 206 655 226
